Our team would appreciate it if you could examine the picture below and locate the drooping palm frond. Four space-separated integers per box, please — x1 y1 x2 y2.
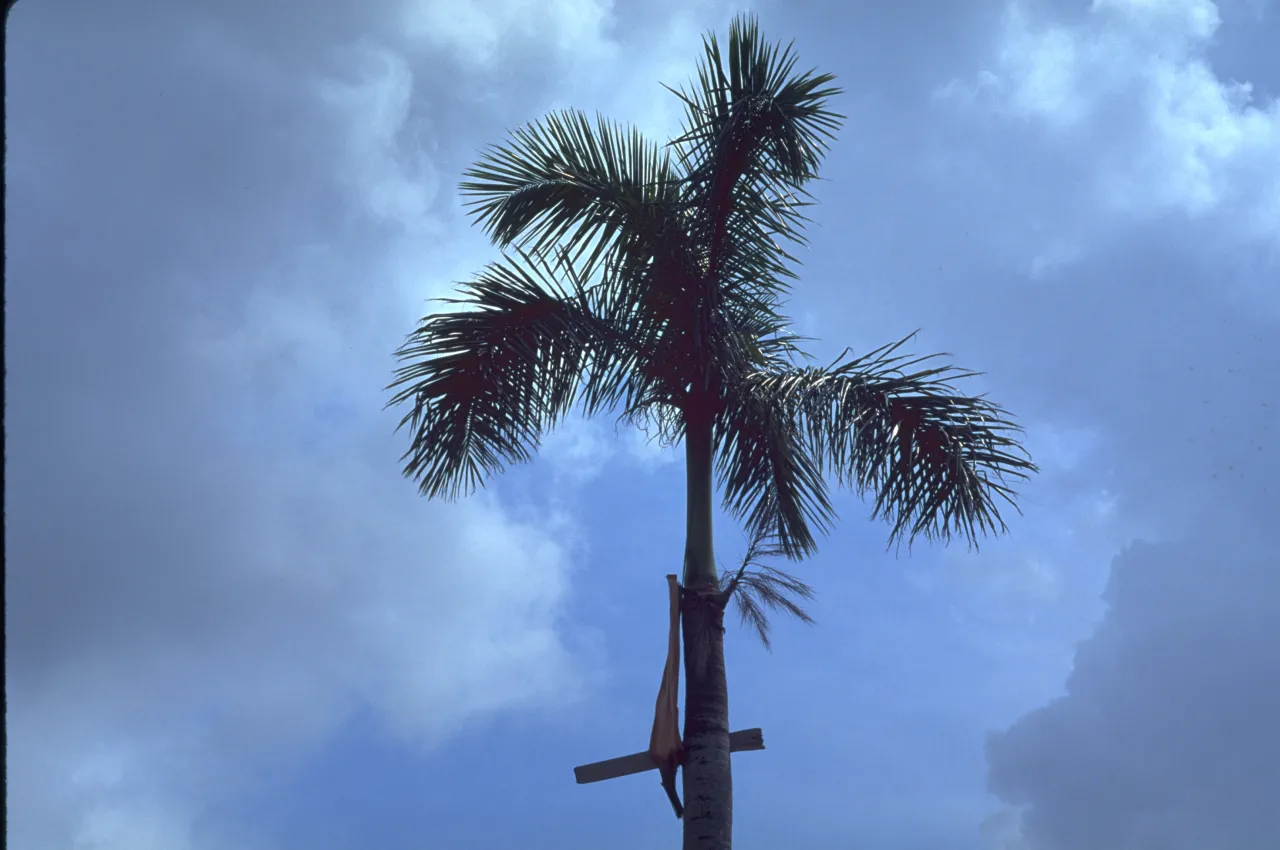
386 250 631 499
736 333 1037 552
718 532 815 650
715 373 835 560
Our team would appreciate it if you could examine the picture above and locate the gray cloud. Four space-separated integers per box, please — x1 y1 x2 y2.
10 0 1276 846
733 3 1278 845
985 527 1280 850
5 0 737 842
912 2 1280 847
4 0 648 845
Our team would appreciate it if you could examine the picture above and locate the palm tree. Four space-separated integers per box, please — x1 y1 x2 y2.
387 14 1035 850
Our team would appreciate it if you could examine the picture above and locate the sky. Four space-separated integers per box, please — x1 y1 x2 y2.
5 0 1278 848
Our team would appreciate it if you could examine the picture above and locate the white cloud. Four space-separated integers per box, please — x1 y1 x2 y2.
1092 0 1223 47
541 417 618 484
938 0 1280 240
399 0 616 68
7 419 587 850
315 43 443 234
1028 238 1083 280
624 425 679 470
541 416 680 488
69 799 216 850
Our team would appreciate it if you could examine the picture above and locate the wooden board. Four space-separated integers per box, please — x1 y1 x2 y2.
573 728 765 784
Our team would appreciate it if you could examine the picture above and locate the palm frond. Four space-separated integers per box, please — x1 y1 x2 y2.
392 14 1037 590
666 14 844 190
715 372 836 560
666 14 842 270
719 532 815 650
460 110 690 282
386 250 629 499
747 333 1038 550
659 13 844 381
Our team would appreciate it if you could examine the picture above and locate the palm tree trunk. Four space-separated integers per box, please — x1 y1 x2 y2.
681 409 733 850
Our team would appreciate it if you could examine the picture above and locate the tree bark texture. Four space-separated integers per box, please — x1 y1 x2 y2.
680 409 733 850
680 586 732 850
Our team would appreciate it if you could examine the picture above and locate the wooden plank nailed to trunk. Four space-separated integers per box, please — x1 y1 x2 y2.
573 727 765 785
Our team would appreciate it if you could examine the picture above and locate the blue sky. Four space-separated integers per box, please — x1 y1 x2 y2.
6 1 1278 848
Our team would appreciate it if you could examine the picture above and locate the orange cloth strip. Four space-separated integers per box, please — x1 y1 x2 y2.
648 574 684 817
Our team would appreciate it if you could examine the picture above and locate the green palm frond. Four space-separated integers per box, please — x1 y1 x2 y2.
716 373 835 559
667 13 843 284
386 250 630 499
666 14 844 190
460 110 689 282
655 13 845 394
745 333 1036 550
389 14 1039 634
719 532 815 650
